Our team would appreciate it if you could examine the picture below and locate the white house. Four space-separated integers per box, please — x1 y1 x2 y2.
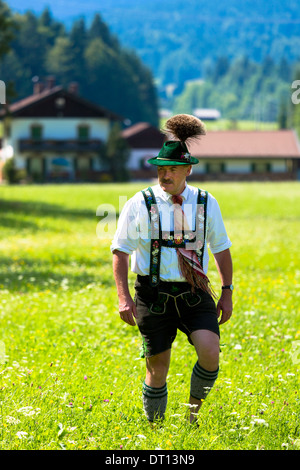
193 108 221 121
122 122 165 175
122 123 300 181
188 129 300 180
0 79 120 182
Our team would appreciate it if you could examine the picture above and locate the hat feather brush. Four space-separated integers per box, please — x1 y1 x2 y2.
162 114 206 144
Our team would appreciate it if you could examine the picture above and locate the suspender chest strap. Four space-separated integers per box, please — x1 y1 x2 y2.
141 187 208 287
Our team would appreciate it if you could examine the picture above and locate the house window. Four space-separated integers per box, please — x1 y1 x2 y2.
78 125 90 141
27 156 45 182
77 157 91 170
31 125 43 140
251 162 271 173
206 161 225 174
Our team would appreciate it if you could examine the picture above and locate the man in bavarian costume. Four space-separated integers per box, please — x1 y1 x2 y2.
111 114 233 425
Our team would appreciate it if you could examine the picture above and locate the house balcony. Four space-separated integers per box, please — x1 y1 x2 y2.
19 138 103 153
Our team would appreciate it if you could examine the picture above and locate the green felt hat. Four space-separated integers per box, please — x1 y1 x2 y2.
148 140 199 166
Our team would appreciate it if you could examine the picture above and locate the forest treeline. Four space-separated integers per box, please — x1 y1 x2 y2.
0 3 159 126
0 0 300 135
171 55 300 128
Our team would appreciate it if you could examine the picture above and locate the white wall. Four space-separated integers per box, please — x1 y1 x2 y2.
225 160 251 173
192 162 206 174
5 117 110 161
271 160 287 172
11 117 109 140
128 148 161 169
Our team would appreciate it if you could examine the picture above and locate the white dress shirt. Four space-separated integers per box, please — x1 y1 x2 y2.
110 184 232 282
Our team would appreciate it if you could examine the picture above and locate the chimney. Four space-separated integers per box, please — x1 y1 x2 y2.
45 76 56 90
68 82 79 94
33 82 45 94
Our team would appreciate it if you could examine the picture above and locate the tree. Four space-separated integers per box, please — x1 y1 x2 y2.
0 1 17 103
211 56 230 84
0 8 159 125
102 123 130 182
278 99 288 129
88 13 119 50
46 36 78 86
0 1 15 59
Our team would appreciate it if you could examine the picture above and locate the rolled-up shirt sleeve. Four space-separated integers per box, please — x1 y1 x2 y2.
110 194 149 255
206 194 232 254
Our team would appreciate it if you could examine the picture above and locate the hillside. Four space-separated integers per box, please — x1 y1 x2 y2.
8 0 300 88
0 5 159 126
5 0 300 125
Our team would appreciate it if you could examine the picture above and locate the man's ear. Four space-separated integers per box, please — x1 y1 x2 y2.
186 165 192 176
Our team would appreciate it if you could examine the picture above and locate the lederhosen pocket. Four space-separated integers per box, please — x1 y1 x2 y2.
181 291 202 307
135 279 168 315
149 293 169 315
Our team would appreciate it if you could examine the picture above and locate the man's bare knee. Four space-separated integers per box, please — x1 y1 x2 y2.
145 349 171 387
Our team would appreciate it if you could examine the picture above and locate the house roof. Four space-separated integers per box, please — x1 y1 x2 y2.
122 122 165 149
193 108 221 120
122 124 300 159
0 85 121 120
188 130 300 159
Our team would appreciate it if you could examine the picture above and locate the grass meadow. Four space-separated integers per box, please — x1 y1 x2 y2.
0 181 299 451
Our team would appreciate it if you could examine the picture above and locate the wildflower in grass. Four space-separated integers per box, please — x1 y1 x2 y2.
17 406 40 417
16 431 28 439
251 418 268 427
6 416 21 425
293 439 300 449
68 426 77 433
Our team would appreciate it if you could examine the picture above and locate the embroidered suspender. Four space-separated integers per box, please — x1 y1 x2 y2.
141 187 208 287
141 187 161 287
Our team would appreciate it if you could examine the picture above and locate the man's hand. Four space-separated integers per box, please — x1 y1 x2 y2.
119 296 137 326
216 290 233 325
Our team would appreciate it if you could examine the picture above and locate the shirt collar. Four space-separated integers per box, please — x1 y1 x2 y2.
157 183 189 203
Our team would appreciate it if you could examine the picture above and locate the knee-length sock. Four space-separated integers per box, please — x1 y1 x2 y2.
142 381 168 422
190 362 219 401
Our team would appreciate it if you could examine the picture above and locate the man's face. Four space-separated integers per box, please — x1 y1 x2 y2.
157 164 192 195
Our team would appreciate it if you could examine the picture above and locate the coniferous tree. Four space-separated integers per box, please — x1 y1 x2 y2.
0 0 15 59
46 36 77 87
0 7 159 125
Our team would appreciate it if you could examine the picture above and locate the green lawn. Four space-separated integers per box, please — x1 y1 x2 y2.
0 181 299 450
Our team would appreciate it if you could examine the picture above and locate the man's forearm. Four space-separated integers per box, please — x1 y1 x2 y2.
112 250 131 300
112 250 137 326
213 248 233 286
213 248 233 324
